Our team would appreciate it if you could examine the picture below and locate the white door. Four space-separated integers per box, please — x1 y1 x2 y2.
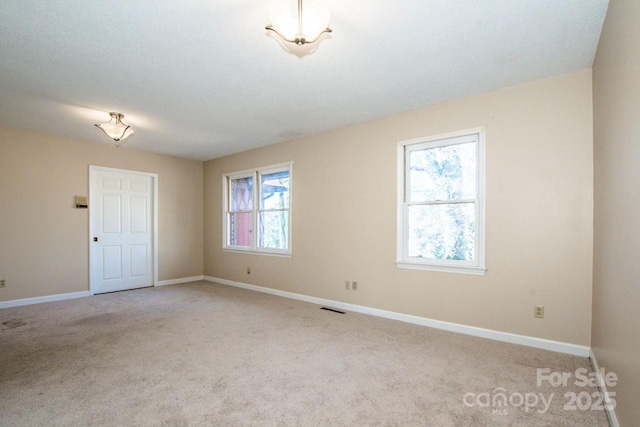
90 167 155 294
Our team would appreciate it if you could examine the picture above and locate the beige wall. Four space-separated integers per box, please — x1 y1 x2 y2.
204 69 594 346
593 0 640 425
0 126 204 301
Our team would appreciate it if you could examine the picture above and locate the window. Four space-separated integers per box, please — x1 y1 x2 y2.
397 129 485 275
224 163 291 255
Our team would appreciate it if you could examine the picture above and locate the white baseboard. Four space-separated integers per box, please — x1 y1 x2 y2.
590 349 619 427
0 276 206 309
204 276 590 358
0 291 90 309
1 277 591 358
156 276 205 287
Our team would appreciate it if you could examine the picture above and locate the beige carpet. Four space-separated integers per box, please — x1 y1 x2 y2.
0 282 609 426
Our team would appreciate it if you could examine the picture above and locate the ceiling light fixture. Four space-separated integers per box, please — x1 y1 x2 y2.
94 112 134 147
266 0 332 46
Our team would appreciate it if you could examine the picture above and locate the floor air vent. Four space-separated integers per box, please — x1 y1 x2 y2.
1 319 27 330
320 307 345 314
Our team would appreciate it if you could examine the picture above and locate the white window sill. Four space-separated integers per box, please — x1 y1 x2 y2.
223 248 292 258
395 261 486 276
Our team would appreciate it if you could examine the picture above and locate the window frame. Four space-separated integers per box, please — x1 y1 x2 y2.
396 128 486 275
222 162 292 256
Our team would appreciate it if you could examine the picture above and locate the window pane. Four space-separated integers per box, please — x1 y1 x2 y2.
259 211 289 250
230 177 253 211
407 203 475 261
261 171 290 210
229 212 252 246
409 142 476 202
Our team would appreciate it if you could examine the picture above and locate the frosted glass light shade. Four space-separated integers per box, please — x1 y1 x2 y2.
94 112 134 146
266 0 331 45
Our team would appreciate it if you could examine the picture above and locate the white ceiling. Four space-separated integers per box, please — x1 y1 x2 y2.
0 0 608 161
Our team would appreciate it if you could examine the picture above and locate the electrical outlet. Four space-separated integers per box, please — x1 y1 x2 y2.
246 266 251 275
352 281 358 291
534 305 544 319
0 279 5 288
345 280 350 290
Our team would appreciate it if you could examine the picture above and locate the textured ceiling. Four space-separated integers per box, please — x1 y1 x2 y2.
0 0 608 161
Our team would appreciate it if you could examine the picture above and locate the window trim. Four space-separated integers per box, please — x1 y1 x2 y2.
396 128 486 275
222 162 292 256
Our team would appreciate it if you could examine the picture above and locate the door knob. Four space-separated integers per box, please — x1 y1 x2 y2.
93 237 98 242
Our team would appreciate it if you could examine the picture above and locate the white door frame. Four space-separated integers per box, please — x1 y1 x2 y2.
89 165 159 295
